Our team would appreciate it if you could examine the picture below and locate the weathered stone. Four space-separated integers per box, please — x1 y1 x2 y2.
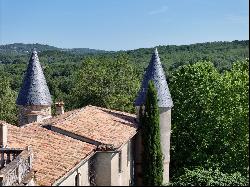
17 105 51 126
0 147 34 186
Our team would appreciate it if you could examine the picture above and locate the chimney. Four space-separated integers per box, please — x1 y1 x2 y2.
0 121 8 148
55 101 65 115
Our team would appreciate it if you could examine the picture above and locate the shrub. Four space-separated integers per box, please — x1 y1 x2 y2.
170 167 249 186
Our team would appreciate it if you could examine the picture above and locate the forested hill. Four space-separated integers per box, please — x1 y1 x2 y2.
124 40 249 71
0 43 108 55
0 40 248 72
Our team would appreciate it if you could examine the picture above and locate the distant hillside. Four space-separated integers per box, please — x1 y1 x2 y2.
0 40 248 73
0 43 107 55
61 48 108 54
122 40 249 72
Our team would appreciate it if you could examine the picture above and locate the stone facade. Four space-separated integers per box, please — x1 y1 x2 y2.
54 160 90 186
17 105 51 126
111 140 133 186
51 140 134 186
92 152 111 185
0 147 35 186
92 140 134 186
159 107 171 183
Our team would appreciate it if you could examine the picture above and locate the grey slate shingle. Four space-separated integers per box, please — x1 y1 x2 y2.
16 49 52 106
135 48 173 108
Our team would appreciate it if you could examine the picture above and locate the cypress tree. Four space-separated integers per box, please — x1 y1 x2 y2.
141 80 163 186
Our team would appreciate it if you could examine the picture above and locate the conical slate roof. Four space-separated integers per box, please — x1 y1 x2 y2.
135 48 173 108
16 49 52 106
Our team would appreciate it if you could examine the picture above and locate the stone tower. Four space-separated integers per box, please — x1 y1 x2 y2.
134 48 173 185
16 49 52 126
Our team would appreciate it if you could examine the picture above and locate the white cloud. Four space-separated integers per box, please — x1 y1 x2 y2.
148 5 168 15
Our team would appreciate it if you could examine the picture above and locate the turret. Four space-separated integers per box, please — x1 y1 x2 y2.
134 48 173 185
16 49 52 126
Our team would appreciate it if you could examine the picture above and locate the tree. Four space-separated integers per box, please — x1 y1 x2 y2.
169 60 249 181
141 80 163 186
0 75 17 124
170 167 248 186
169 61 221 177
70 54 140 113
212 60 249 175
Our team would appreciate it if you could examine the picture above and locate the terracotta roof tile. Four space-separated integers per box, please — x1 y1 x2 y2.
49 105 138 149
6 122 96 186
3 105 138 185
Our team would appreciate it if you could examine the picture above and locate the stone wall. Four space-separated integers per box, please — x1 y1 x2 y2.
159 107 171 184
111 140 133 186
17 105 51 126
92 152 112 186
0 148 34 186
53 160 90 186
93 140 134 186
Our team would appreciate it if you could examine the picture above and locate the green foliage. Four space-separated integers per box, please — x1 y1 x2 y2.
141 81 163 186
169 61 221 176
70 54 140 113
212 60 249 175
43 62 79 109
170 167 249 186
0 63 27 91
169 60 249 180
0 75 17 124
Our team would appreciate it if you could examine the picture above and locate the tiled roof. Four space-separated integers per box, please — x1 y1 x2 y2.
47 105 138 149
43 108 81 124
6 122 96 186
16 49 52 106
135 48 173 108
3 105 137 185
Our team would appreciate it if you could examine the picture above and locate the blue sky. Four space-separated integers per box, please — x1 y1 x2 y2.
0 0 249 51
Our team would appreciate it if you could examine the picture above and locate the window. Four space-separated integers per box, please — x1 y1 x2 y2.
118 151 122 173
127 141 130 166
75 173 80 186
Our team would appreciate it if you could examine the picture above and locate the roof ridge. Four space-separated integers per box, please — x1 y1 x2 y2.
91 105 135 116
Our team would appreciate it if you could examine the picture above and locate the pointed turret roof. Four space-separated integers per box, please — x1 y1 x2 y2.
135 48 173 108
16 49 52 106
